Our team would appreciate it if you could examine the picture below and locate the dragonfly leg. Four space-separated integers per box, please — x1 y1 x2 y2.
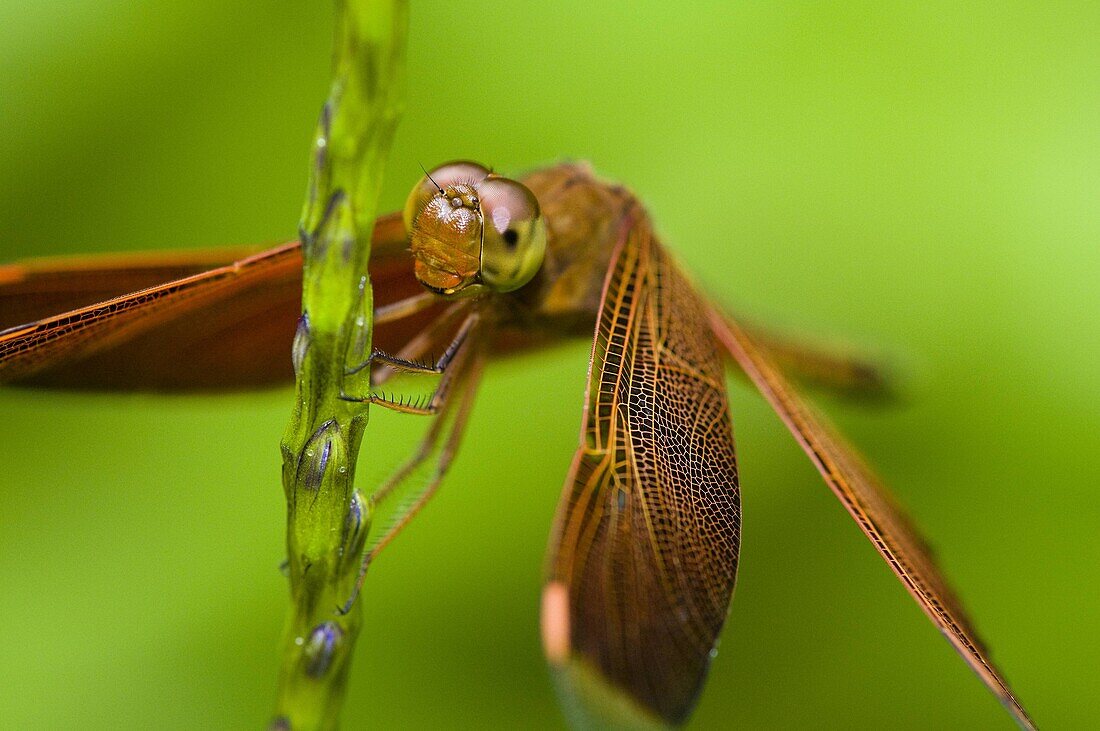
373 291 438 325
344 299 471 378
370 310 476 376
340 308 479 414
338 336 485 614
352 312 479 416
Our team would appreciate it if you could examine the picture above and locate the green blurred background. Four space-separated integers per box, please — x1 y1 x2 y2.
1 2 1097 728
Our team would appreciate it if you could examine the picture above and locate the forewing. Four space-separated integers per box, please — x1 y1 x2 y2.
542 212 741 726
706 308 1035 730
0 213 436 390
0 246 282 328
0 242 303 389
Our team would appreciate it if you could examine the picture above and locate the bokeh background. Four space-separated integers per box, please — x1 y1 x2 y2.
1 2 1097 728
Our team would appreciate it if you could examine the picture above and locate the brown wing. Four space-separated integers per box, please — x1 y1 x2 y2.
541 210 740 726
0 213 436 390
0 245 284 328
706 308 1036 730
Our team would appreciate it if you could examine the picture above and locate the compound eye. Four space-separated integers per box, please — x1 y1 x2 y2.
403 161 491 232
477 176 547 292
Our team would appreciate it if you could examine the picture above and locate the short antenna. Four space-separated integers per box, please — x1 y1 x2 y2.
419 162 445 195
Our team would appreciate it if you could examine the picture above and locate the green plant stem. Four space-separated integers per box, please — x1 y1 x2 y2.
273 2 407 729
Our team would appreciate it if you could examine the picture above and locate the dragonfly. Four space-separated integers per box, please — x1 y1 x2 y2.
0 161 1034 728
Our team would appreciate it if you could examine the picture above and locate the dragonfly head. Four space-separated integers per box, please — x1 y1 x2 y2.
404 161 547 297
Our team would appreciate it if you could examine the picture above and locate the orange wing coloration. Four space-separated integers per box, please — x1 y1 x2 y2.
0 242 302 389
706 308 1036 730
542 209 741 726
0 214 433 390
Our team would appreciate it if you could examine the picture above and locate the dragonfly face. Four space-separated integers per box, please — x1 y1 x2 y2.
403 161 547 297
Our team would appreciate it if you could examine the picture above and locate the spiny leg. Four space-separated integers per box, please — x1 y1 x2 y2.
345 298 471 380
358 312 479 416
370 311 477 377
372 313 483 508
340 305 478 413
338 328 485 614
369 347 484 551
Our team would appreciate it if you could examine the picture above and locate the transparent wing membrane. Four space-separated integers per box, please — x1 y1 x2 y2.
706 307 1035 730
543 211 741 726
0 215 421 390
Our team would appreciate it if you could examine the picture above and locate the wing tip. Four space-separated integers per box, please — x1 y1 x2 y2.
1008 704 1038 731
547 655 672 730
541 581 676 729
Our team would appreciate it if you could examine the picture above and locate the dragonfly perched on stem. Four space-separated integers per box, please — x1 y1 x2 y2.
0 160 1034 728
